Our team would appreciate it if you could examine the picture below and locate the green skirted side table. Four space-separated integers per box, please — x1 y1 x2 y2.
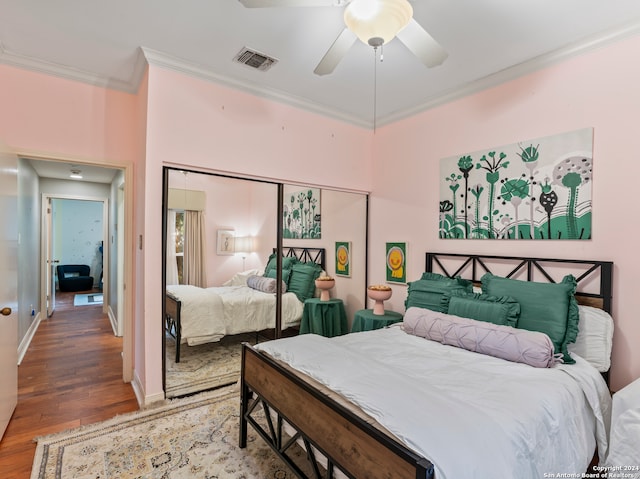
351 309 403 333
300 298 348 337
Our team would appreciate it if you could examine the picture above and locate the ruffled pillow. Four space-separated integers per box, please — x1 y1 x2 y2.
481 273 579 364
404 272 473 313
442 290 520 327
403 307 562 368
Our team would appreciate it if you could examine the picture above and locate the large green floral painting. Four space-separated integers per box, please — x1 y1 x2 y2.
439 128 593 240
283 187 321 239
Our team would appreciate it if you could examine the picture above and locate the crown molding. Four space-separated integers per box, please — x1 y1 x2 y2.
377 20 640 127
140 47 371 128
0 43 146 94
2 19 640 129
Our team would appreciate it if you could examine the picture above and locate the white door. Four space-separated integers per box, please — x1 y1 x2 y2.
45 198 57 317
0 140 18 439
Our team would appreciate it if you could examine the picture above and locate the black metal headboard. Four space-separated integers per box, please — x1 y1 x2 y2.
274 247 326 270
426 252 613 313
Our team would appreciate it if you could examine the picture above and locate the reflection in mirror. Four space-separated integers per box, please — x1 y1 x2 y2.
162 169 368 398
282 185 368 323
163 169 278 398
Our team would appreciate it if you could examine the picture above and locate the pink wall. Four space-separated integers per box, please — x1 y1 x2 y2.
0 65 138 163
145 67 372 189
133 69 149 393
141 66 373 398
371 35 640 392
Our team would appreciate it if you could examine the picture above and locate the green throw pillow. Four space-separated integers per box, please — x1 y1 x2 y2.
405 273 473 313
442 291 520 327
481 273 579 364
288 262 322 302
264 254 298 278
265 267 291 284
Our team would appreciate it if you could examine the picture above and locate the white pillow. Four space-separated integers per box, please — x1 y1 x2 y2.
222 268 262 286
568 305 614 372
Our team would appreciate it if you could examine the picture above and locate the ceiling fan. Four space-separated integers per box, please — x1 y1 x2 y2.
237 0 448 75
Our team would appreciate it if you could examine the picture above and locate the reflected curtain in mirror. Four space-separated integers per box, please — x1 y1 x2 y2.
166 209 179 285
184 210 207 287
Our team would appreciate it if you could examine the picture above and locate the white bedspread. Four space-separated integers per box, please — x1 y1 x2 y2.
167 285 303 346
605 377 640 477
255 325 611 479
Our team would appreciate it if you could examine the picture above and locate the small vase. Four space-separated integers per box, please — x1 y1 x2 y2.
367 288 392 315
315 279 335 301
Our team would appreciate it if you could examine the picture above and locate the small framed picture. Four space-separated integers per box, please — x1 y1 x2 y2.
335 241 351 277
217 229 235 255
385 242 407 284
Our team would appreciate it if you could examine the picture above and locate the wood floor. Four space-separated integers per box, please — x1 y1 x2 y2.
0 291 139 479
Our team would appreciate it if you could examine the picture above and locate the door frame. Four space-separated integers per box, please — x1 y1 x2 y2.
41 194 109 316
116 183 125 337
22 152 134 384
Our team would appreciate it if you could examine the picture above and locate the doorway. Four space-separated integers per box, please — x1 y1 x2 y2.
42 196 108 318
22 157 132 383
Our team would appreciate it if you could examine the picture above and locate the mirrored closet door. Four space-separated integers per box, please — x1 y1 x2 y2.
162 168 368 398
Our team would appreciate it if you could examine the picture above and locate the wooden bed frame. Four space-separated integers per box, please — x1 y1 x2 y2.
239 252 613 479
164 247 325 363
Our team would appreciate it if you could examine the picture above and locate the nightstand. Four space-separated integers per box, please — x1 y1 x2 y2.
299 298 348 337
351 309 403 333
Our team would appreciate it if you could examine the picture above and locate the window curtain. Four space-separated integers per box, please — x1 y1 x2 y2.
183 210 207 287
166 209 179 286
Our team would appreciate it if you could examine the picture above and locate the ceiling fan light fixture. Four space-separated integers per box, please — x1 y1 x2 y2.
344 0 412 46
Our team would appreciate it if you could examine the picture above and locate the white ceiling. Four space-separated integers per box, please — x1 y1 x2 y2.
2 0 640 131
27 158 120 184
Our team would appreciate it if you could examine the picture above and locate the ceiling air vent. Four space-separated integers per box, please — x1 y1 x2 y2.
233 47 278 72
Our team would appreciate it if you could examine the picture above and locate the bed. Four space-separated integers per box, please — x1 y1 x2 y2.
165 246 325 362
239 252 614 479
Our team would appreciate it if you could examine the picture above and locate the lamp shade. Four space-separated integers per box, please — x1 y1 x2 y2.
234 236 255 255
344 0 413 46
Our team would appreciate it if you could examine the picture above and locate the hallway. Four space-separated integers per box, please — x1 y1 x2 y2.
0 290 139 479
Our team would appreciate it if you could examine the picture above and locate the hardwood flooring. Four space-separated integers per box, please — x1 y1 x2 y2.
0 290 139 479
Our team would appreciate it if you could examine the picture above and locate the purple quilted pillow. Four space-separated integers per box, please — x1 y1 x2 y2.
403 307 562 368
246 275 287 294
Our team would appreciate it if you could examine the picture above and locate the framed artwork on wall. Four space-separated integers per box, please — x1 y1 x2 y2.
439 127 593 240
216 229 235 255
385 242 407 284
335 241 351 277
283 186 321 239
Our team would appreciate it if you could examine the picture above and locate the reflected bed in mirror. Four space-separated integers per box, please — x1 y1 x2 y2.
165 247 326 363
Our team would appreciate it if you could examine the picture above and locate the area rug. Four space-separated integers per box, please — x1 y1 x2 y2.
31 386 313 479
165 333 256 398
73 293 103 306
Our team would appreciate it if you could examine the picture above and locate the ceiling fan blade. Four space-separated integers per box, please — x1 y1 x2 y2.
313 28 357 76
238 0 337 7
396 18 448 68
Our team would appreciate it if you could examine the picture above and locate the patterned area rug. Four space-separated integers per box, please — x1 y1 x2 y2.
165 333 256 398
31 386 313 479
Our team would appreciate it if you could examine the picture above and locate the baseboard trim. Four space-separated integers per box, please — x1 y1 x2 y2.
18 312 42 365
131 369 165 407
107 305 119 336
